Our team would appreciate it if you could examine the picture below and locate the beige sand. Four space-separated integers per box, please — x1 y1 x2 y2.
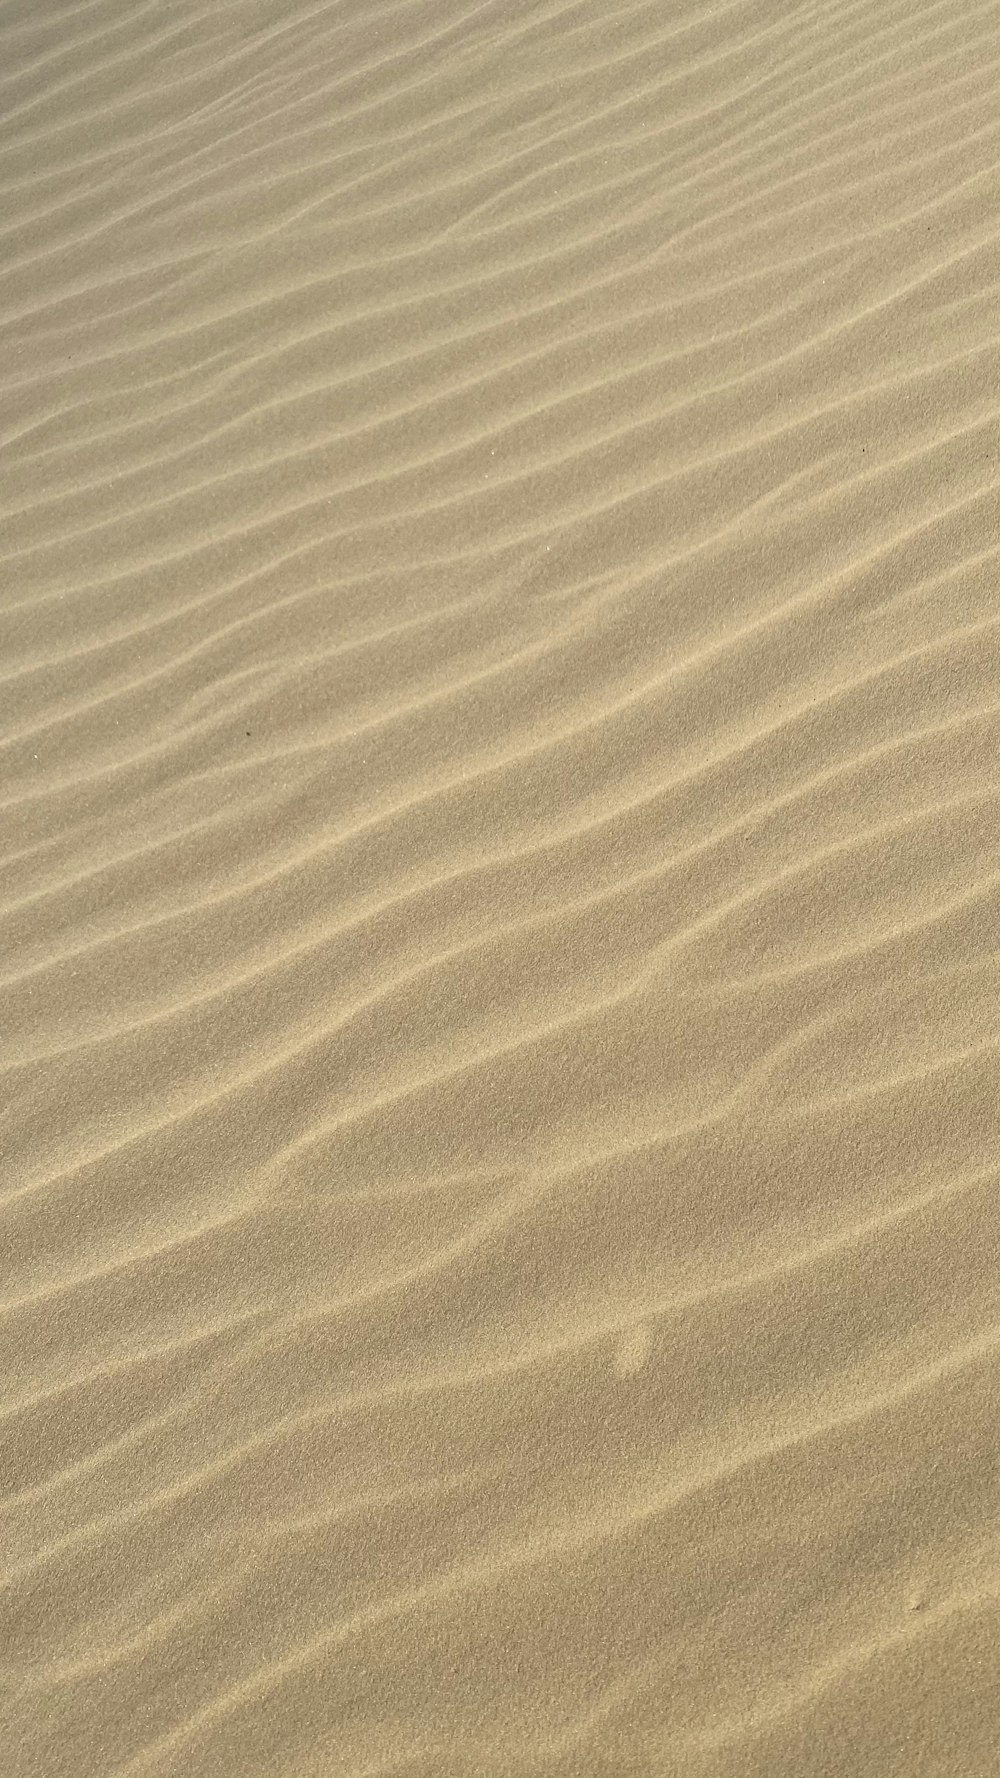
2 0 999 1772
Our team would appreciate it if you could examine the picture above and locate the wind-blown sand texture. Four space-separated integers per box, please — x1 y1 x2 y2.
2 0 999 1773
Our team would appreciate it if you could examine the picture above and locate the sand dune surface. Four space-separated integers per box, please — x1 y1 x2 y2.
2 0 999 1772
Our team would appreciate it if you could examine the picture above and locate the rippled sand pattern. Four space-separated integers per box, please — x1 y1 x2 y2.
2 0 999 1773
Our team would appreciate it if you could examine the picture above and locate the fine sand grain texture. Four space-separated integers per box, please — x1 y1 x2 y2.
2 0 999 1773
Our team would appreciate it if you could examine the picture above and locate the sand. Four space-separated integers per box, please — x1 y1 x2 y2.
2 0 999 1773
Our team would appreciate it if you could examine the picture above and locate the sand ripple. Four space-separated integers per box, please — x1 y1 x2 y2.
1 0 999 1772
